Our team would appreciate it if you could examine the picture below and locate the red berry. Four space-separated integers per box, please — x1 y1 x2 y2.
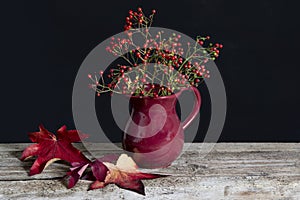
152 9 156 14
138 7 142 12
206 36 210 40
219 44 223 48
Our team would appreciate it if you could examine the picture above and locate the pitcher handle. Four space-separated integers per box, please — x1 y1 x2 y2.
176 86 201 130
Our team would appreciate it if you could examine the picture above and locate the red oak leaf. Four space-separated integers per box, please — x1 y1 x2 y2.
20 125 90 176
89 154 168 195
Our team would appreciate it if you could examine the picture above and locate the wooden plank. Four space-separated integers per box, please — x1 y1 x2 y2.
0 143 299 199
0 149 299 180
0 176 299 199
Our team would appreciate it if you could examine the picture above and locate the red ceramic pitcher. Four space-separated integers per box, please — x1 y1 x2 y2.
122 84 201 168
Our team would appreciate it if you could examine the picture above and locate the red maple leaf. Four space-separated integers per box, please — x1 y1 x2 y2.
20 125 90 176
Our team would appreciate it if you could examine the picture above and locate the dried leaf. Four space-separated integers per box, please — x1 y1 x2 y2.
90 154 168 195
20 125 90 175
66 163 90 188
65 154 118 188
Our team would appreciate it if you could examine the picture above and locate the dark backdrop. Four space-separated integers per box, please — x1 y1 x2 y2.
1 0 300 142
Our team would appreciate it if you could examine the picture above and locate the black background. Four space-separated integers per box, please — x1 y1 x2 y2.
1 0 300 142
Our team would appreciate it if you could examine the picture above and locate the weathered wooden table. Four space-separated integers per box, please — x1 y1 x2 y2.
0 143 299 199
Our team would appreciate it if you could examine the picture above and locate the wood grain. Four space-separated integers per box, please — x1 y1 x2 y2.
0 143 299 199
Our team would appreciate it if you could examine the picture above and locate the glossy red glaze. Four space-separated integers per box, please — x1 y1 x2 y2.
122 84 201 168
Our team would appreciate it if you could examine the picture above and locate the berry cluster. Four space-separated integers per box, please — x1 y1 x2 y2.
124 8 156 31
89 8 223 97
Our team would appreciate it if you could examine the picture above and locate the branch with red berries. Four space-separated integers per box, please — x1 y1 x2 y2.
88 7 223 97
